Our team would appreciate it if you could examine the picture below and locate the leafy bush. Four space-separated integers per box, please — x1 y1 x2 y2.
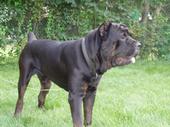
0 0 169 62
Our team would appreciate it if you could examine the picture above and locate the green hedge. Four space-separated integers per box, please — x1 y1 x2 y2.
0 0 170 61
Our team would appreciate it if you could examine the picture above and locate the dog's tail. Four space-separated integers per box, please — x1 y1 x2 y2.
28 32 37 43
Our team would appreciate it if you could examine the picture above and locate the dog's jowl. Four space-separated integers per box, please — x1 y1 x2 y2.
14 21 140 127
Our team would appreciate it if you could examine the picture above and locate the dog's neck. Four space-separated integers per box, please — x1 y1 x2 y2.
81 38 91 68
81 38 98 76
82 30 104 75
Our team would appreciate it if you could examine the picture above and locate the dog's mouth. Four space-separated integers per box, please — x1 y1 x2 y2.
113 56 135 66
111 49 139 67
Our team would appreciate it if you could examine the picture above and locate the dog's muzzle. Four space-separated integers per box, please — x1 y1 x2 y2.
111 41 141 66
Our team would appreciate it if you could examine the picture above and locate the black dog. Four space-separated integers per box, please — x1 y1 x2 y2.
14 21 140 127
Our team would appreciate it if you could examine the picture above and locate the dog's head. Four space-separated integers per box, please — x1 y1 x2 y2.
97 21 140 73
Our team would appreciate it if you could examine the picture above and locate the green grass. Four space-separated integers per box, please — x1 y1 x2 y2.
0 60 170 127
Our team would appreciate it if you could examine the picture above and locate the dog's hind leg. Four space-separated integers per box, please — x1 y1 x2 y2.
14 57 33 117
37 75 51 108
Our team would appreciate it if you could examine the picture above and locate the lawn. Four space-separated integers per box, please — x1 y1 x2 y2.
0 60 170 127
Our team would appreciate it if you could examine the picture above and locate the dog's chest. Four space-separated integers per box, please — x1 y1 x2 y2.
81 77 99 96
81 82 88 96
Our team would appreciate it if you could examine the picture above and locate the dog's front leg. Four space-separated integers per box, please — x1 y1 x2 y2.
68 92 83 127
83 89 96 127
83 77 101 127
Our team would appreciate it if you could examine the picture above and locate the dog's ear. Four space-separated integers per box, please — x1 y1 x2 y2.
98 21 112 40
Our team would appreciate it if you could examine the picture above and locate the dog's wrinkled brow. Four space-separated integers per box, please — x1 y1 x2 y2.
119 24 128 31
119 24 135 37
111 23 134 37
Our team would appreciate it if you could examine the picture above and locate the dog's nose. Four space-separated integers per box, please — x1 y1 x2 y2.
137 42 141 48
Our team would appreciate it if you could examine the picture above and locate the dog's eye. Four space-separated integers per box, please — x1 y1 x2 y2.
124 32 127 36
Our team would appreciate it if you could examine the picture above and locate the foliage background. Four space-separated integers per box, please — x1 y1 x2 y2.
0 0 170 62
0 1 170 127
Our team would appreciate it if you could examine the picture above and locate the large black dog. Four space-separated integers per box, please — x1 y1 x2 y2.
14 21 140 127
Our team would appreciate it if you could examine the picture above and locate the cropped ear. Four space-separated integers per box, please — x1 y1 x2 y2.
98 21 112 40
